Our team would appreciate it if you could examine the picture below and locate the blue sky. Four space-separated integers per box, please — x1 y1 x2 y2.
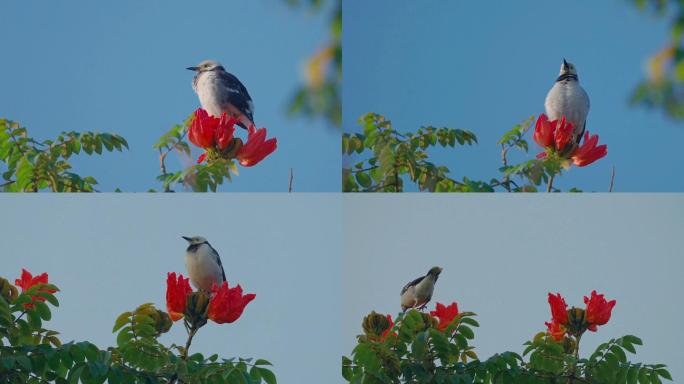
0 195 342 383
0 1 339 192
344 1 684 192
343 194 684 380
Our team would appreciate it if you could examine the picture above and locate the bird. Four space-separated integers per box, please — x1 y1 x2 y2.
400 266 443 312
182 236 226 293
544 58 590 147
187 60 255 130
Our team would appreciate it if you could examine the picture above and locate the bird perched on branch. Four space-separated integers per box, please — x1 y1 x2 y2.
182 236 226 293
187 60 255 129
400 266 442 312
544 58 590 146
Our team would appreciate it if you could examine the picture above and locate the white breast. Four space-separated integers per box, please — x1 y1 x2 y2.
400 286 416 308
195 72 226 118
185 245 223 291
544 81 590 139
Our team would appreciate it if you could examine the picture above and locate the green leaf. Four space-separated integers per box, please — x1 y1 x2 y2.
34 300 52 321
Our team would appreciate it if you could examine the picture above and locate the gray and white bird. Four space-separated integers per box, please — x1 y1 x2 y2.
544 59 590 146
187 60 255 130
400 266 443 312
182 236 226 293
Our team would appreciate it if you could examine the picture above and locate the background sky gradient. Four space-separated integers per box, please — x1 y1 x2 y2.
344 1 684 192
343 194 684 382
0 1 339 192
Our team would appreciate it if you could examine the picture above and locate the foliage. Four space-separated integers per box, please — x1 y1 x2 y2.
342 113 574 193
286 0 342 128
631 0 684 119
344 308 671 384
0 118 128 192
0 272 276 383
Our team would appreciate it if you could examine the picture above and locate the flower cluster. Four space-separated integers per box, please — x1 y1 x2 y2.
544 290 616 341
533 114 607 167
188 109 277 167
166 272 255 325
14 269 57 309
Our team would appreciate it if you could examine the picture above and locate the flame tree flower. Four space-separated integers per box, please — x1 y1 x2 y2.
430 302 459 332
571 133 608 167
166 272 192 321
236 125 278 167
545 319 566 342
14 269 56 309
533 114 607 167
547 292 568 325
207 281 256 324
189 108 276 167
584 290 616 331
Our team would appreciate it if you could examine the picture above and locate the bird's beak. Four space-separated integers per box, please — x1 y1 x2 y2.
562 58 569 70
182 236 192 242
186 66 198 71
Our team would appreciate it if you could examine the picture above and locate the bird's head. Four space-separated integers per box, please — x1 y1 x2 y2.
186 60 224 73
559 58 578 77
182 235 208 245
427 266 443 278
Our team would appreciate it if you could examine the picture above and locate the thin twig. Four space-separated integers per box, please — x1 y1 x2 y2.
608 166 615 192
546 174 555 193
351 165 379 173
288 168 294 192
158 131 188 192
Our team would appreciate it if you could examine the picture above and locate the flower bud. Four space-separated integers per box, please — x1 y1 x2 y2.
185 291 210 328
151 309 172 335
362 311 392 339
418 312 439 331
224 138 244 159
0 278 18 303
566 307 588 336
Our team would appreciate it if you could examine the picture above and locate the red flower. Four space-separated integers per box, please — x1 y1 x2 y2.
430 302 459 332
207 281 256 324
533 114 607 167
547 292 568 325
166 272 192 321
584 290 616 332
533 114 574 152
189 109 240 152
571 132 607 167
545 320 566 341
14 269 56 309
215 114 239 151
236 125 277 167
189 109 218 149
533 114 555 148
553 117 574 151
381 314 395 341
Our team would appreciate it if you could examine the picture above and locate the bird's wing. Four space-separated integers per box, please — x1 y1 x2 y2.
575 86 590 144
207 243 227 284
217 71 254 123
400 276 425 295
